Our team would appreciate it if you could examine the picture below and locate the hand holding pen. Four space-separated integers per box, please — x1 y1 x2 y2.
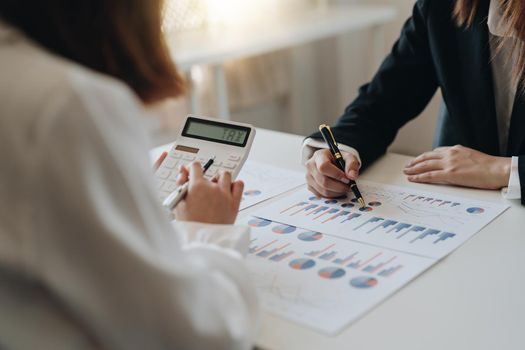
305 125 365 207
156 159 244 225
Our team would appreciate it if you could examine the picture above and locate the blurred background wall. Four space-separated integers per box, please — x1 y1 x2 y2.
152 0 441 156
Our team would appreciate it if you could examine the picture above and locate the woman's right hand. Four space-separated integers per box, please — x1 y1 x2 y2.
174 162 244 225
305 149 360 198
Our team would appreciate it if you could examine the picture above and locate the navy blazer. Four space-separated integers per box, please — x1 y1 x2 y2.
308 0 525 204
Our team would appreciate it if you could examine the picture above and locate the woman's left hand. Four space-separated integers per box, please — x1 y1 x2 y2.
404 145 511 190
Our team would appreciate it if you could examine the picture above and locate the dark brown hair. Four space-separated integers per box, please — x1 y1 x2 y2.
0 0 185 103
454 0 525 88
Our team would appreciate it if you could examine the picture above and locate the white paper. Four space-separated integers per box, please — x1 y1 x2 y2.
237 160 305 210
241 216 435 335
253 181 509 259
242 180 509 334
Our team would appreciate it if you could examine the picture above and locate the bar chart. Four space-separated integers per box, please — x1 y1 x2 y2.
253 182 508 259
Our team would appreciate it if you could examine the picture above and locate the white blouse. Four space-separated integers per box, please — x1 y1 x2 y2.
0 22 258 350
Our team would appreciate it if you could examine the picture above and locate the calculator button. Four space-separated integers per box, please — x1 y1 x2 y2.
228 155 241 161
168 172 180 181
183 154 196 161
206 167 218 176
172 152 183 159
157 169 171 179
212 161 223 167
162 181 177 192
223 162 237 169
156 180 165 190
163 158 178 169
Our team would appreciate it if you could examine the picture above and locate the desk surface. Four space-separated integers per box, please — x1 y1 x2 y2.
166 4 397 70
152 128 525 350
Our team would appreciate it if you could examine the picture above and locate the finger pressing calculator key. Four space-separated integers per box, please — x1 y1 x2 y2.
154 115 256 201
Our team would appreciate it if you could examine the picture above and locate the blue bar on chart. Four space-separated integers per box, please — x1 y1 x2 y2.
256 242 290 258
410 229 440 243
367 219 398 234
403 194 461 208
269 250 295 262
396 225 425 239
354 217 384 231
362 256 396 273
291 203 319 216
387 222 411 233
280 201 308 214
347 252 382 269
433 231 456 244
305 243 336 258
334 252 358 265
319 250 337 261
341 213 361 223
378 265 404 277
323 210 350 223
308 206 328 216
249 239 277 254
314 208 339 220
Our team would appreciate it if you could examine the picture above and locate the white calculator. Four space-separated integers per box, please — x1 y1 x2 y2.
155 115 256 200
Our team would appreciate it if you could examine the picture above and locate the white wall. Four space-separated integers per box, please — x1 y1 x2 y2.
152 0 441 157
230 0 441 156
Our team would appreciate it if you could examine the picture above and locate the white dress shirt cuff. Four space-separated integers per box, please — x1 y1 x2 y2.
501 156 521 199
172 221 251 260
301 138 362 167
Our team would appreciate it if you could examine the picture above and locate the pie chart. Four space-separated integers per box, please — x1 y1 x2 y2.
324 199 338 204
318 267 346 279
244 189 262 196
359 206 373 212
272 224 297 234
248 218 272 228
368 201 382 207
341 202 355 208
298 231 323 242
289 258 316 270
350 276 378 289
466 207 485 214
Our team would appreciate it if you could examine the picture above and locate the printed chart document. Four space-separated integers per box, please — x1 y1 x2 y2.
243 180 509 334
242 216 435 335
237 160 305 210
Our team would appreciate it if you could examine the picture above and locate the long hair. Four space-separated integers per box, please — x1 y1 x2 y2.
454 0 525 89
0 0 185 104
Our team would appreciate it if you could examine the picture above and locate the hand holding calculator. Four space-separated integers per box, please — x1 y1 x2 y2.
154 115 256 208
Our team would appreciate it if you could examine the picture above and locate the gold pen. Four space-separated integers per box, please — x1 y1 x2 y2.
319 124 366 208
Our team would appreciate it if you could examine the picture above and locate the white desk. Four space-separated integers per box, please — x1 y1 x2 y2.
166 4 397 119
152 128 525 350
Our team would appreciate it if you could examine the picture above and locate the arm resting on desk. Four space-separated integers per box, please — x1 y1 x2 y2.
308 0 438 168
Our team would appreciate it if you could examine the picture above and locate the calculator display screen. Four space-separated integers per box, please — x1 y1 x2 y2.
182 117 251 147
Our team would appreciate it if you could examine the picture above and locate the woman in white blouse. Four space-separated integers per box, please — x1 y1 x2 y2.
0 1 258 349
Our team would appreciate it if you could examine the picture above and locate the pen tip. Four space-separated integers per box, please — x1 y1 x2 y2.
358 198 366 208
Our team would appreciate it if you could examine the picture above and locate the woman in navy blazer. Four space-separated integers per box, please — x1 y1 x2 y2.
305 0 525 205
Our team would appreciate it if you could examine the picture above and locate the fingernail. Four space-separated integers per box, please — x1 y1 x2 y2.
340 177 350 184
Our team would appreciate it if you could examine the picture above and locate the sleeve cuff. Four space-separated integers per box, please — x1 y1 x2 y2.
172 221 251 260
501 156 521 199
301 138 362 167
